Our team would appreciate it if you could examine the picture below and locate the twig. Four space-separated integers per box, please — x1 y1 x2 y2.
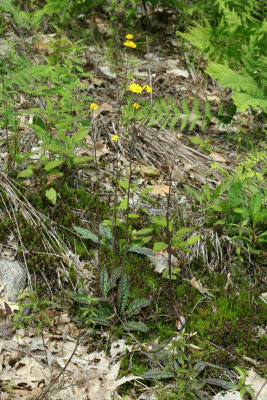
34 335 80 400
255 379 267 400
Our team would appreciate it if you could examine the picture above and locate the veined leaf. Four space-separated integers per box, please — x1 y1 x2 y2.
100 266 111 297
142 370 175 380
127 298 150 317
110 267 122 289
124 321 149 333
117 273 130 315
74 226 99 243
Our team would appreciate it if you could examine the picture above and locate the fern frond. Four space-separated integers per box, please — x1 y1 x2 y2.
137 97 212 132
206 62 266 112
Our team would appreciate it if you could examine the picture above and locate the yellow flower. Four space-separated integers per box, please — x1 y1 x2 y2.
126 34 133 39
123 40 136 48
143 84 152 93
128 83 143 94
111 135 119 141
132 102 140 109
90 103 98 110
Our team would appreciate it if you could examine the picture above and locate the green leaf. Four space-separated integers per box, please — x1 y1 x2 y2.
117 273 130 315
94 302 114 326
162 267 181 280
100 266 111 297
44 160 64 171
182 98 190 114
249 193 261 218
186 234 200 246
208 204 223 212
190 136 203 145
128 246 155 256
127 298 150 317
184 185 202 203
74 226 98 243
118 180 129 190
128 213 139 219
153 242 168 251
28 123 47 141
214 219 225 225
124 321 149 333
173 227 193 237
101 219 113 226
136 228 154 235
45 188 57 205
110 267 122 289
150 216 167 227
142 370 175 380
72 129 89 144
73 156 94 164
17 169 34 178
140 187 153 195
117 198 128 210
42 144 64 154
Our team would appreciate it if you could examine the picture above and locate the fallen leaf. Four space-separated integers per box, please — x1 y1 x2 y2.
98 65 116 79
167 68 189 78
93 102 113 118
189 277 212 295
172 165 184 182
132 165 161 177
110 339 133 358
146 252 178 273
245 368 267 400
210 152 227 163
46 173 63 185
207 95 221 103
149 184 172 196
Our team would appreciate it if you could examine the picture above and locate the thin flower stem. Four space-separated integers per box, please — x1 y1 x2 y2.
91 113 101 276
166 167 184 329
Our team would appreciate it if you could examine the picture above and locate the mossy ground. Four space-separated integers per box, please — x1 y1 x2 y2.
0 176 266 398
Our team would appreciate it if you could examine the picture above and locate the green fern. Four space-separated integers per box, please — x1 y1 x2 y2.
206 62 267 112
177 0 267 113
0 0 29 28
131 97 212 132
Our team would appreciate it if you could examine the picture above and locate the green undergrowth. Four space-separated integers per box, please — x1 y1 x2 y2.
103 244 266 366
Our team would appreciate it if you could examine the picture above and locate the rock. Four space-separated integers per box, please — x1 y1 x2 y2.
0 259 26 301
213 390 242 400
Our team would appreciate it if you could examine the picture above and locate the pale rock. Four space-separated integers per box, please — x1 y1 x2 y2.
0 259 26 301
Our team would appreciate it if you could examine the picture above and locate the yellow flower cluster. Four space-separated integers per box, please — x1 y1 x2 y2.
124 33 136 48
143 84 152 93
128 83 143 94
111 135 119 141
128 83 152 94
123 40 136 48
132 103 140 109
90 103 98 110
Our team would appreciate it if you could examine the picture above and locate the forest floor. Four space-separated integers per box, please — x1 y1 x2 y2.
0 4 266 400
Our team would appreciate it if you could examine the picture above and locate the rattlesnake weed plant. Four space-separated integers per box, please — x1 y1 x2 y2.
74 34 153 332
